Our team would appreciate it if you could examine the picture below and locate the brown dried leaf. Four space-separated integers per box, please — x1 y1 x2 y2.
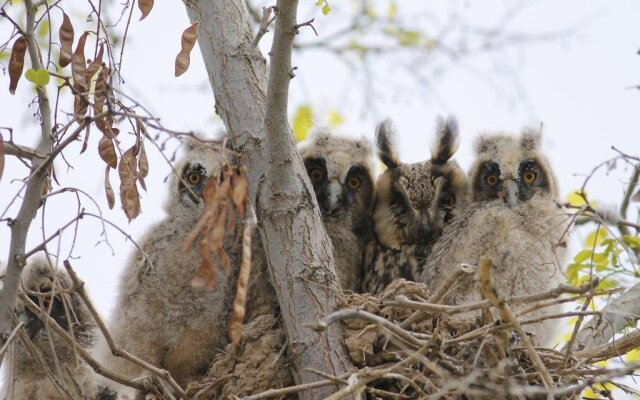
104 165 115 209
93 66 108 114
175 22 198 77
138 141 149 178
85 44 103 82
632 189 640 202
0 137 4 181
58 12 74 68
138 0 154 20
98 135 117 169
8 36 27 95
228 221 253 345
119 146 141 221
72 32 88 92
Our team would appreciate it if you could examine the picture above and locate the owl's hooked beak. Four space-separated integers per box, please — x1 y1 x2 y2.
499 178 519 207
325 179 343 214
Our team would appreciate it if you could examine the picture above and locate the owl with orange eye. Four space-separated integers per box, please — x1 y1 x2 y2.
94 139 243 399
295 129 377 292
422 129 570 346
362 116 468 294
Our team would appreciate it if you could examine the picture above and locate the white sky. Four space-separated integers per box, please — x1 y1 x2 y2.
1 0 639 395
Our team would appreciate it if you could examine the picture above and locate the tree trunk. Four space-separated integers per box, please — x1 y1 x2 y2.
183 1 353 397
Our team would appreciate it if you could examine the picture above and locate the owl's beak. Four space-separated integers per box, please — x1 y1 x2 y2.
325 179 343 214
500 178 519 207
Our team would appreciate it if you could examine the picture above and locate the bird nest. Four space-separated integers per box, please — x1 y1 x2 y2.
187 269 639 399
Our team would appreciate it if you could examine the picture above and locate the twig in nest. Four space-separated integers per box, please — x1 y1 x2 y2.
306 308 426 347
400 263 474 328
477 256 556 390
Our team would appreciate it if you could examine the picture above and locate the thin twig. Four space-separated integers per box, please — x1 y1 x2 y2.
477 256 556 389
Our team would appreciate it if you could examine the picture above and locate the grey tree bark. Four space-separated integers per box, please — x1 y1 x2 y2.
183 0 353 397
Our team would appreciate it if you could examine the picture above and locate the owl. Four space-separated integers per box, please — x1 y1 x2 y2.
422 128 569 346
363 117 468 294
94 139 241 398
295 128 377 292
2 257 96 399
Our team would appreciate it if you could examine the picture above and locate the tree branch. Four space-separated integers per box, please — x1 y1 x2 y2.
183 0 352 397
0 0 54 368
570 280 640 352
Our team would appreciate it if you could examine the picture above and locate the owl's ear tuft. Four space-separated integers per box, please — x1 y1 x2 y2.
431 115 460 164
520 128 542 151
376 119 400 168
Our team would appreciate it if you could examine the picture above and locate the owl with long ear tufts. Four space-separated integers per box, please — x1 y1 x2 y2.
291 128 377 292
422 128 570 346
363 116 468 294
2 257 97 400
93 138 242 399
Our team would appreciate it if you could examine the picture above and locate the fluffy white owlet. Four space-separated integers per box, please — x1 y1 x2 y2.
423 129 570 346
297 128 377 292
93 140 241 398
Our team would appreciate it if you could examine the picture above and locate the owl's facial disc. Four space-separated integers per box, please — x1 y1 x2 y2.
179 163 208 204
477 159 549 205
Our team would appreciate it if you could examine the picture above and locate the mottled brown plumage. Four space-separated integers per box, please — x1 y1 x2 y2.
363 117 468 294
295 128 377 292
422 128 570 346
2 257 97 399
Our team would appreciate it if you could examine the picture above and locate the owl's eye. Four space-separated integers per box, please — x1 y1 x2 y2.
523 171 537 184
440 193 455 207
187 172 202 185
309 168 324 182
485 174 499 186
347 176 362 189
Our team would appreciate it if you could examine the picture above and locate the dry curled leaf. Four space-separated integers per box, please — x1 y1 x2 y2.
80 124 90 154
119 146 141 221
138 0 154 20
58 12 74 68
228 221 253 345
8 36 27 95
175 22 198 77
632 189 640 202
104 165 115 209
98 135 117 169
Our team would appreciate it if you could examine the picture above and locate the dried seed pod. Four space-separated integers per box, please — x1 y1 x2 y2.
175 22 198 77
138 0 154 20
8 36 27 95
58 13 74 68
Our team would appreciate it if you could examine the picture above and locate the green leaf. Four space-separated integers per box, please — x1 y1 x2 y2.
327 109 344 127
387 1 397 20
573 249 592 264
315 0 323 5
25 68 37 83
25 68 50 86
35 69 50 86
596 278 618 290
322 3 331 15
566 190 588 207
566 263 590 285
623 235 640 248
585 227 608 248
292 104 313 142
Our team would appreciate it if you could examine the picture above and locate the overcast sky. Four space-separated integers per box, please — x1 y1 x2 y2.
1 0 639 394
